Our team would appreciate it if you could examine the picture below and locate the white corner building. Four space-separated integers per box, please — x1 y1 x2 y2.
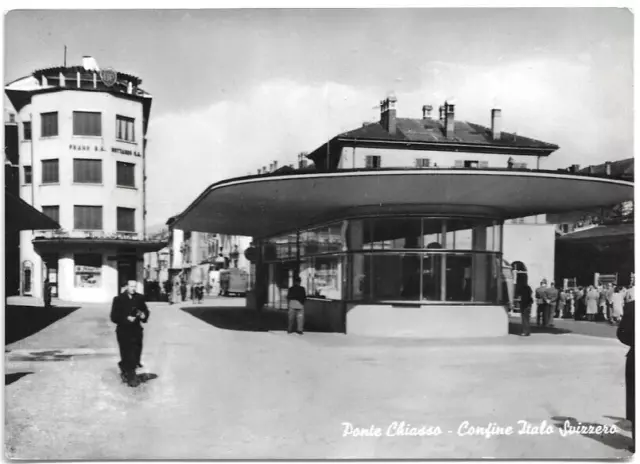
5 56 165 303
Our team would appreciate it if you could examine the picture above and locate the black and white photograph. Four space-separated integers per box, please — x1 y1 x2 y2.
3 5 635 460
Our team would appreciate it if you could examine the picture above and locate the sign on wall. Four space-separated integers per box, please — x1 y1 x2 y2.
75 265 102 288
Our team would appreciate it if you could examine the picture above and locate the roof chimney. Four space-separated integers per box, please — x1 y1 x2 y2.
380 94 397 135
444 101 455 138
273 161 278 171
491 109 502 140
82 56 100 71
422 105 433 120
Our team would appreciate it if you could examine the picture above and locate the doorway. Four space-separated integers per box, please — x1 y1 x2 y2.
117 256 137 292
42 254 59 298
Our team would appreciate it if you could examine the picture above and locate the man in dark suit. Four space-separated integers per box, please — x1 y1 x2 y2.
110 280 150 387
617 299 634 453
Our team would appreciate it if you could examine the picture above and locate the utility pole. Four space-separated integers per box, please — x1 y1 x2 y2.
64 45 67 67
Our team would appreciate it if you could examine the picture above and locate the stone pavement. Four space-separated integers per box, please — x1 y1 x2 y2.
4 298 634 460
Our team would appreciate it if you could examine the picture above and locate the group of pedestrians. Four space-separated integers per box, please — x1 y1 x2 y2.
168 277 206 304
570 283 632 323
515 277 635 336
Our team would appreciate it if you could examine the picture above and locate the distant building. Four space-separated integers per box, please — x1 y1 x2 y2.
551 158 634 286
5 112 20 295
306 96 559 298
5 56 165 302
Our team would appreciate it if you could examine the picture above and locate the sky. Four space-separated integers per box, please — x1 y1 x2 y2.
4 8 634 229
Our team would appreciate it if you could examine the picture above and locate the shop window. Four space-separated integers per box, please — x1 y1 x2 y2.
42 205 60 224
73 159 102 183
117 207 136 232
73 111 102 137
23 121 32 141
41 159 59 184
300 255 344 300
74 205 103 230
116 161 136 187
74 253 102 288
23 166 32 184
116 115 135 142
41 112 58 137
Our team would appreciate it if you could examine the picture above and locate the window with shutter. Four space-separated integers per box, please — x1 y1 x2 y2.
73 159 102 183
41 112 58 137
117 207 136 232
41 159 59 184
73 112 102 136
74 205 103 230
42 206 60 224
365 155 381 169
415 158 431 168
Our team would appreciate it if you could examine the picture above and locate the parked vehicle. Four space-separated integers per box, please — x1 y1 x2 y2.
219 268 249 296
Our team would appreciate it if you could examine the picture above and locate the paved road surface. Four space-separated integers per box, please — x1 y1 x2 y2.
5 298 633 459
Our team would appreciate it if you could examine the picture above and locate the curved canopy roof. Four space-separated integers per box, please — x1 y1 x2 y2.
173 169 634 238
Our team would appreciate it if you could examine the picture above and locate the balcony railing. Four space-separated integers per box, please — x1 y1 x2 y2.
33 229 142 241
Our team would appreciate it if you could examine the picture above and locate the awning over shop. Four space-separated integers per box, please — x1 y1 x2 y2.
557 223 634 243
5 189 60 231
173 169 634 238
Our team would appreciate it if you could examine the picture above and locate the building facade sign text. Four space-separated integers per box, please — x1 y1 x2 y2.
69 144 141 157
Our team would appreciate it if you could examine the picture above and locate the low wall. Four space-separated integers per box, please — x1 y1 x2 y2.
302 298 346 333
345 304 509 338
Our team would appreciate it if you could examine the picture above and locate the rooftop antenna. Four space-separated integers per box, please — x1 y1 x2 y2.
64 45 67 67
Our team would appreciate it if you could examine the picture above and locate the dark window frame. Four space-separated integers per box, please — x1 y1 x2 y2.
116 115 136 142
41 159 60 184
24 166 32 184
23 121 32 141
40 112 59 137
73 158 103 184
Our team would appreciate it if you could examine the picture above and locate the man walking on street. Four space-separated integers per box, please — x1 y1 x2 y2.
110 280 150 387
287 276 306 335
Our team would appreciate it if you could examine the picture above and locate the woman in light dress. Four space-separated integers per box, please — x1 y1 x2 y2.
585 285 600 321
611 286 625 323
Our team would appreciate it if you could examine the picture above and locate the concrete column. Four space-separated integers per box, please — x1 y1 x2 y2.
348 220 365 300
472 226 489 302
58 252 74 301
440 221 447 301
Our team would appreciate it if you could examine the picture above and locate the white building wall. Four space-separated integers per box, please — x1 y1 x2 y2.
338 146 545 170
502 223 556 311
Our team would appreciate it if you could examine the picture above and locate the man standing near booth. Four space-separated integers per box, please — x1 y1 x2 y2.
535 279 549 327
287 276 306 335
110 280 150 387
